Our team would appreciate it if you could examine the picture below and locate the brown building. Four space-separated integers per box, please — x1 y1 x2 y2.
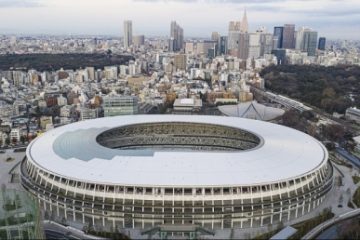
174 54 187 71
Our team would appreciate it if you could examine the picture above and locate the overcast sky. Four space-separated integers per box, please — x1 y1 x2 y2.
0 0 359 39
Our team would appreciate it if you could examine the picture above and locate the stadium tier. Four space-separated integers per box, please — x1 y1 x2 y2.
21 115 333 231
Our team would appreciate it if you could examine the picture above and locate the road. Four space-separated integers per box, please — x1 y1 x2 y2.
336 147 360 168
301 209 360 240
43 221 103 240
316 216 360 239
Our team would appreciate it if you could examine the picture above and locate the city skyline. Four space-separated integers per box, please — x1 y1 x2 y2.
0 0 359 39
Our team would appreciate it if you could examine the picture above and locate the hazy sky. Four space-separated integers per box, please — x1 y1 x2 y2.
0 0 359 39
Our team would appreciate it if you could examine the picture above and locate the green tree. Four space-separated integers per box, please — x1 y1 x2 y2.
20 135 26 145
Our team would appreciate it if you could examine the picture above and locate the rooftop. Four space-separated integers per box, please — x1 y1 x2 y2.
27 115 328 187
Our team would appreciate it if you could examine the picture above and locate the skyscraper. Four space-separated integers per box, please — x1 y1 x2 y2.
211 32 220 57
228 21 241 57
318 37 326 50
273 27 284 49
295 27 306 50
211 32 220 42
295 27 318 56
219 36 228 55
282 24 295 49
248 33 261 59
170 21 184 52
241 9 249 33
259 33 273 56
238 33 249 60
123 20 133 49
303 30 318 56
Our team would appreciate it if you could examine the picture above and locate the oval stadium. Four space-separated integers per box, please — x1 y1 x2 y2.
20 115 333 233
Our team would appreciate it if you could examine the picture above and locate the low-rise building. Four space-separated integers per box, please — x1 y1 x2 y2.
173 98 202 112
345 107 360 123
80 108 99 121
103 93 139 117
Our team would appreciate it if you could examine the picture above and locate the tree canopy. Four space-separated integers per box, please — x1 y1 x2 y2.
261 65 360 114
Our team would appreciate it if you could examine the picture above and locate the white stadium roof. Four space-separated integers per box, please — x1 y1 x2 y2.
27 115 327 187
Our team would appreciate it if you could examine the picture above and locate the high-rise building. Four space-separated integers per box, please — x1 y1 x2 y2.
211 32 220 42
170 21 184 52
303 30 318 56
228 21 241 57
238 33 249 60
241 9 249 33
295 27 307 50
219 36 228 55
318 37 326 50
282 24 295 49
273 27 284 49
211 32 220 57
259 33 273 56
123 20 133 49
168 38 175 52
227 9 249 58
295 27 318 56
248 33 261 59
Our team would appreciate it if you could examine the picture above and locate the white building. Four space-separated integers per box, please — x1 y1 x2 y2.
104 66 118 80
60 105 72 118
57 95 68 106
10 128 21 143
345 107 360 123
173 98 203 112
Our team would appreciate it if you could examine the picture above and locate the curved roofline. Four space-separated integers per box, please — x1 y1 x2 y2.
26 115 328 187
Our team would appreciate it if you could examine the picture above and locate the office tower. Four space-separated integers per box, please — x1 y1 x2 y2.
211 32 220 42
170 21 184 52
273 27 284 49
295 27 306 50
248 33 261 59
133 35 145 47
318 37 326 50
174 54 187 71
260 33 273 56
123 20 133 48
228 21 241 57
211 32 220 57
238 33 249 60
241 9 249 33
282 24 295 49
168 38 175 52
219 36 228 55
303 30 318 56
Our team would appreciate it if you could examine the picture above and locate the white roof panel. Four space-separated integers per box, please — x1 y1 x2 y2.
27 115 328 187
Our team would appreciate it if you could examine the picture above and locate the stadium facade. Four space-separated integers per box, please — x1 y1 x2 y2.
21 115 333 231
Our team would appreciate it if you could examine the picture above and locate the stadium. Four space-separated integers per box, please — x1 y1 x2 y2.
21 115 333 233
